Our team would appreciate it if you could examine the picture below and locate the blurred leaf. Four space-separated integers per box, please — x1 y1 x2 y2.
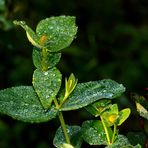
0 0 5 11
127 132 146 148
36 16 78 52
85 99 112 117
0 86 58 123
60 79 125 111
136 102 148 120
82 120 112 145
32 67 62 110
53 125 82 148
32 47 61 69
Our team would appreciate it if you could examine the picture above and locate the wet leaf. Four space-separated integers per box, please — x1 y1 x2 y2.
85 99 112 117
0 86 58 123
36 16 78 52
53 125 82 148
32 47 61 69
105 135 130 148
60 79 125 111
32 67 62 110
82 120 112 145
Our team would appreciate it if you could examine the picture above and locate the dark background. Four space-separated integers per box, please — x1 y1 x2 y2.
0 0 148 147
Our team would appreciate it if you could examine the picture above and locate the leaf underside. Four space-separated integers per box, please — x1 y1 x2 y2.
0 86 58 123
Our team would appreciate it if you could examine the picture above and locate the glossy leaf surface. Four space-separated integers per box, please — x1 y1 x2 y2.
36 16 78 52
32 67 62 109
53 125 82 148
32 47 61 69
0 86 57 123
82 120 112 145
60 79 125 111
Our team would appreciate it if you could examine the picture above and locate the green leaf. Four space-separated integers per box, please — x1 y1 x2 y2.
127 132 146 148
102 104 119 127
105 135 130 148
82 120 112 145
85 99 112 117
32 67 62 110
118 108 131 126
60 79 125 111
36 16 78 52
53 125 82 148
136 102 148 120
13 20 41 48
0 0 5 11
32 47 61 69
0 86 57 123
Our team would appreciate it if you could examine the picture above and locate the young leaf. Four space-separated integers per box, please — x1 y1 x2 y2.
0 86 58 123
127 132 146 148
36 16 78 52
85 99 112 117
82 120 112 145
60 143 74 148
101 104 119 127
32 47 61 70
13 20 41 48
60 79 125 111
53 125 82 148
118 108 131 126
32 67 62 110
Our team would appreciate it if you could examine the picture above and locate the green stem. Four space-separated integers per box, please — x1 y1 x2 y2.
111 124 117 144
58 112 71 144
100 116 111 145
53 98 71 144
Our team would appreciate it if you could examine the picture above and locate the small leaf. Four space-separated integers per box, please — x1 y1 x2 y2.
136 102 148 120
13 20 41 48
85 99 112 117
0 86 58 123
32 67 62 110
32 47 61 69
36 16 78 52
82 120 112 145
53 125 82 148
105 135 130 148
118 108 131 126
101 104 119 127
60 79 125 111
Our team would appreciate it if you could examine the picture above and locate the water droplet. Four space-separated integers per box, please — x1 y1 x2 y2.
44 71 48 75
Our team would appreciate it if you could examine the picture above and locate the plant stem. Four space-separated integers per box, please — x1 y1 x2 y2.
53 98 71 144
100 116 111 145
111 124 117 144
58 112 71 144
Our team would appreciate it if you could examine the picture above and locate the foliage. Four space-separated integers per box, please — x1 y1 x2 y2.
0 15 136 147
